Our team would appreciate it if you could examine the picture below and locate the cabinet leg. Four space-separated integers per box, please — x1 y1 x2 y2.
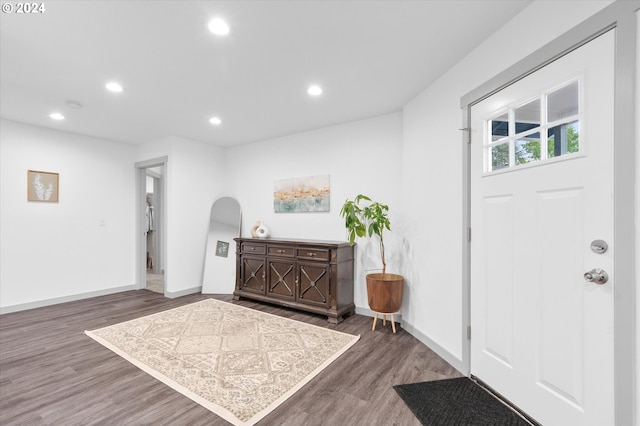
391 314 396 334
327 316 340 325
372 313 378 331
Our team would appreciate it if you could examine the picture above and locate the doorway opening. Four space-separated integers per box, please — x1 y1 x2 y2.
145 167 163 293
136 157 167 295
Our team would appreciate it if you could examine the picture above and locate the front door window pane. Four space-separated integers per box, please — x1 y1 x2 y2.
491 113 509 141
547 81 579 121
548 121 580 158
515 99 540 133
515 133 541 165
491 143 510 171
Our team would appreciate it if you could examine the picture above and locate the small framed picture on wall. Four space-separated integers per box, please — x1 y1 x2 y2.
27 170 59 202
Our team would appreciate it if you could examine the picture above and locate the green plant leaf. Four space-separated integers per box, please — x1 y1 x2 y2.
339 194 391 273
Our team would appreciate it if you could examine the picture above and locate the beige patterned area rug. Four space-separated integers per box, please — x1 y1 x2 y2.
85 299 360 426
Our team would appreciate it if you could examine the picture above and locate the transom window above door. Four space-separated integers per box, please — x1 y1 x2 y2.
484 79 581 173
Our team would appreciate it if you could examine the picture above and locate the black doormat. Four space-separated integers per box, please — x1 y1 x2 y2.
394 377 531 426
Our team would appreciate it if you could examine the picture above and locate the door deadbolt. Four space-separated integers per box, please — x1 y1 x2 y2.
590 240 608 254
584 268 608 285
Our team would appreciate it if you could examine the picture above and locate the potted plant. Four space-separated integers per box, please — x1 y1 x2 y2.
339 195 404 322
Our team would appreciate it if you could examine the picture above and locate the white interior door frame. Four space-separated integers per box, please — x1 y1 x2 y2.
136 156 168 292
460 2 637 425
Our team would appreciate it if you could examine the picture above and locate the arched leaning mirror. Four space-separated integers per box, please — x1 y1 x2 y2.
202 197 241 294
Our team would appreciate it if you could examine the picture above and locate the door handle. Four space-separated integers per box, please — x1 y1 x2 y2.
583 268 608 284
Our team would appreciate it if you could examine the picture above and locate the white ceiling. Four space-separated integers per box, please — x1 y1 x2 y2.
0 1 532 147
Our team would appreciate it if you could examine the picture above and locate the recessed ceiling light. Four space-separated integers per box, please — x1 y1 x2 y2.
209 116 222 125
49 112 65 120
208 17 230 36
105 82 124 93
307 85 323 96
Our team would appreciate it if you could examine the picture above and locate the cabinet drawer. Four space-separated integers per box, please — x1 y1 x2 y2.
268 246 294 257
241 243 266 255
296 248 329 261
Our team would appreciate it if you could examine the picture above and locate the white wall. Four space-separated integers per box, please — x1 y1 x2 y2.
225 112 403 309
0 124 228 311
401 0 612 368
0 119 137 312
137 136 226 297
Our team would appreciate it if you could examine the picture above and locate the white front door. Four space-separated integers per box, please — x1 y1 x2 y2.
470 30 615 426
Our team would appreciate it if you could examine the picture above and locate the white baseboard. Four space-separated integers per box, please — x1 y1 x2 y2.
0 284 138 314
401 320 466 374
355 306 403 323
356 307 465 373
165 286 202 299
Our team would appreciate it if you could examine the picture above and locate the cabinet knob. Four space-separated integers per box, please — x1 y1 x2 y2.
306 252 316 257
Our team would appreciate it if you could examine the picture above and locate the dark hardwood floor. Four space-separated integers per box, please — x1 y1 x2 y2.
0 290 461 425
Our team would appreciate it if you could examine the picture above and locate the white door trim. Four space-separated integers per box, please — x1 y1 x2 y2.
460 2 637 425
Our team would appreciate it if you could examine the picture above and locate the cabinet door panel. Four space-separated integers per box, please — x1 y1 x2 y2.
297 262 329 307
267 259 295 301
240 256 265 294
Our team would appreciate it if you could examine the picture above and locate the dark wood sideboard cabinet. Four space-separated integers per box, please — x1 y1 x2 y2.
233 237 355 323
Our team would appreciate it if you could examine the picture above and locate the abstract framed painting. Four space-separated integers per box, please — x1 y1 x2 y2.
274 174 330 213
